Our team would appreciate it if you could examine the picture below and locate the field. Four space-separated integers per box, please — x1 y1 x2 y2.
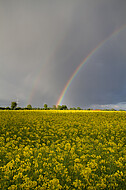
0 110 126 189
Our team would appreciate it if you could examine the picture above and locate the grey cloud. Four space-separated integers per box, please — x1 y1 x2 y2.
0 0 126 108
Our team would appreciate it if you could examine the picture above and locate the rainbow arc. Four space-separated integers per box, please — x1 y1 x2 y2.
56 24 126 107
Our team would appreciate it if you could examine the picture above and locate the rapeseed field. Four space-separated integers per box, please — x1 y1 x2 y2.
0 110 126 189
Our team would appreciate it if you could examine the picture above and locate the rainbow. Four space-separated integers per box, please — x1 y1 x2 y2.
27 34 67 105
56 24 126 107
27 32 79 105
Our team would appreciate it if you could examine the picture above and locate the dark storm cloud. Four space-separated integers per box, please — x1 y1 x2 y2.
63 30 126 107
0 0 126 108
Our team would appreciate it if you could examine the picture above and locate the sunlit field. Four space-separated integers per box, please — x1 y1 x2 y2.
0 110 126 189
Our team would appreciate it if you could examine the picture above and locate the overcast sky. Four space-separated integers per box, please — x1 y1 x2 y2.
1 0 126 109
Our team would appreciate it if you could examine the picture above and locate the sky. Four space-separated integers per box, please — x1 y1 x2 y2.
1 0 126 109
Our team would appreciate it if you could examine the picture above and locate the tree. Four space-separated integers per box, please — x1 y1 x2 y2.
15 107 22 110
6 107 10 110
27 104 32 109
70 107 76 110
87 108 92 110
61 105 68 110
57 105 62 110
44 104 48 110
11 102 17 110
77 107 81 110
52 105 56 110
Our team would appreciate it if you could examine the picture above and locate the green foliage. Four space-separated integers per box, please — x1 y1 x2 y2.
57 105 68 110
15 107 22 110
6 107 10 110
57 105 62 110
44 104 48 110
87 108 93 110
77 107 81 110
52 105 56 110
11 102 17 110
61 105 68 110
70 107 76 110
27 104 32 109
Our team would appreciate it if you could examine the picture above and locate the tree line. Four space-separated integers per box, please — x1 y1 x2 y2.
0 101 124 111
0 102 83 110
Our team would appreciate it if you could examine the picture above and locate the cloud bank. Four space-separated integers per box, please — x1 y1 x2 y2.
0 0 126 108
